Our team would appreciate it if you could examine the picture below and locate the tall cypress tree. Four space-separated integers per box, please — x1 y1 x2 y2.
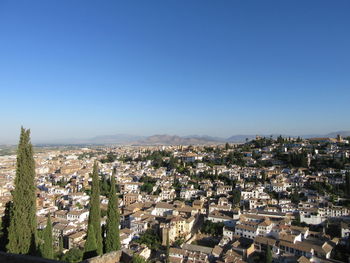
58 235 64 260
0 201 12 251
165 231 170 263
7 127 37 255
346 172 350 197
85 162 102 256
105 174 121 252
265 245 272 263
83 223 97 259
41 215 53 259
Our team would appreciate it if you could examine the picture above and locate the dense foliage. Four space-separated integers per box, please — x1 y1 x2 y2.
200 221 224 236
84 162 103 258
7 128 38 255
265 245 272 263
62 248 83 263
135 229 161 250
40 216 53 259
105 175 121 252
132 254 149 263
140 176 157 194
83 223 98 259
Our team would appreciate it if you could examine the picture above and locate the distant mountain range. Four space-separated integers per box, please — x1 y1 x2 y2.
88 134 144 144
29 130 350 145
325 130 350 138
134 135 221 145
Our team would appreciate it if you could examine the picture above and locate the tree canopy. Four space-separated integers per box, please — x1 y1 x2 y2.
7 128 38 255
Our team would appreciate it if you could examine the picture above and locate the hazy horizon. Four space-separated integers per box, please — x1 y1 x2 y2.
1 129 349 145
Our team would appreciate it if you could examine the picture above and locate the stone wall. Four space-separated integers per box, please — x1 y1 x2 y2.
0 250 126 263
0 252 65 263
81 250 123 263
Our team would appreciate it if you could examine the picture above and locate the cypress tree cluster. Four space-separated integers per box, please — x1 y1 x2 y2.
84 162 103 258
105 174 121 252
7 127 38 255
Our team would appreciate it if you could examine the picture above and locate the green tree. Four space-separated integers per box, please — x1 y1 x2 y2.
200 221 224 236
287 152 308 167
166 231 170 263
166 156 177 171
100 176 110 197
232 189 241 206
135 229 161 250
132 254 148 263
7 128 38 255
290 188 300 205
100 152 117 163
41 215 53 259
265 245 272 263
140 176 156 194
83 223 97 259
261 170 267 182
85 162 103 257
277 135 284 144
62 248 83 263
105 175 121 252
346 173 350 197
0 201 12 251
140 182 154 194
55 235 64 260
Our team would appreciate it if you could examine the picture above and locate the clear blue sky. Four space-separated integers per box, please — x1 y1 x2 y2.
0 0 349 143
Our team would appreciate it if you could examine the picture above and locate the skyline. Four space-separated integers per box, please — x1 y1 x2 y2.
1 130 350 145
1 0 350 143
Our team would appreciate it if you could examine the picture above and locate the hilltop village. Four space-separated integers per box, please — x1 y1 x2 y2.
1 135 350 263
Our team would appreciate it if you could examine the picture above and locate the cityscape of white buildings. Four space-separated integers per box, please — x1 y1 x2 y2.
0 135 350 263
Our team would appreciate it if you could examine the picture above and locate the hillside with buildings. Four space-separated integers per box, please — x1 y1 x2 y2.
1 134 350 262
